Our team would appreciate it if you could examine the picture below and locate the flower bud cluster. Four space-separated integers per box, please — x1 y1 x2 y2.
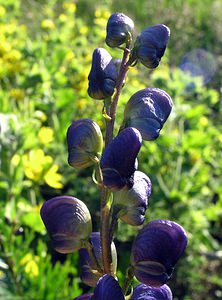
40 11 188 300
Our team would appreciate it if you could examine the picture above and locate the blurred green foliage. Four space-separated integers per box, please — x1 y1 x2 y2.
0 0 222 299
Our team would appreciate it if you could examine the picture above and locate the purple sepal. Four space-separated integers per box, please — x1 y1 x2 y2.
134 24 170 69
130 284 172 300
100 127 142 191
123 88 172 140
88 48 118 100
91 274 125 300
114 171 152 226
40 196 92 254
106 12 134 48
131 220 187 286
79 232 117 287
73 294 93 300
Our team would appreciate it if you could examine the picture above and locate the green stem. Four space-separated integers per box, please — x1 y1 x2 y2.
123 266 134 296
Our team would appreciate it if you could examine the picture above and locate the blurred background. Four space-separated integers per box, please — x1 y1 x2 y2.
0 0 222 299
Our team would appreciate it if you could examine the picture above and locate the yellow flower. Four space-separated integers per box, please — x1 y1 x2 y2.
0 6 6 17
199 116 208 127
41 19 55 30
44 164 63 189
22 149 53 182
11 154 21 167
38 127 54 144
80 26 89 35
9 88 25 101
63 3 76 13
20 254 39 277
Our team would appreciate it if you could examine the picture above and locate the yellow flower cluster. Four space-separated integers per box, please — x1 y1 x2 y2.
20 253 40 277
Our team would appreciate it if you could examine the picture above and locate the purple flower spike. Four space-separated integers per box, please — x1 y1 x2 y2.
92 274 125 300
132 24 170 69
122 88 173 140
113 171 152 226
40 196 92 254
100 127 142 191
79 232 117 287
106 12 134 48
130 284 172 300
88 48 118 100
73 294 93 300
131 220 187 287
67 118 103 169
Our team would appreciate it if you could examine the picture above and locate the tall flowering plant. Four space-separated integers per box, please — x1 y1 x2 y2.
40 12 188 299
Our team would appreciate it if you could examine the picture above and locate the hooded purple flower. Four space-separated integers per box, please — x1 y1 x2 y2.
67 118 103 169
131 24 170 68
121 88 172 140
131 220 187 287
130 284 172 300
40 196 92 254
100 127 142 191
113 171 152 226
88 48 118 100
73 294 93 300
91 274 125 300
79 232 117 287
106 12 134 48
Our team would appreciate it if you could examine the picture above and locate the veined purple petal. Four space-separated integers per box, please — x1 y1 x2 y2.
79 232 117 287
67 118 103 169
122 88 172 141
106 12 134 48
130 284 172 300
92 274 125 300
88 48 118 100
134 24 170 69
40 196 92 253
114 171 152 226
100 127 142 191
131 220 187 286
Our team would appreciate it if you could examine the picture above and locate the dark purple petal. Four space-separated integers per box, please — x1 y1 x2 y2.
40 196 92 253
122 88 172 141
131 220 187 286
130 284 172 300
67 119 103 169
106 13 134 48
79 232 117 287
113 171 152 226
92 274 125 300
133 24 170 69
100 127 142 191
73 294 93 300
88 48 118 100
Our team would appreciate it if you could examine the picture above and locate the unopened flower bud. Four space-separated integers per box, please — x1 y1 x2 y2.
92 274 125 300
79 232 117 287
131 284 172 300
106 13 134 48
131 220 187 287
88 48 118 100
122 88 172 140
40 196 92 254
131 24 170 68
113 171 152 226
100 127 142 191
67 118 103 169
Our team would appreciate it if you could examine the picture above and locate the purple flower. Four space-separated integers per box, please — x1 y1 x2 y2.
91 274 125 300
40 196 92 253
122 88 173 140
79 232 117 287
131 24 170 68
100 127 142 191
67 118 103 169
130 284 172 300
88 48 118 100
131 220 188 287
106 12 134 48
113 171 152 226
